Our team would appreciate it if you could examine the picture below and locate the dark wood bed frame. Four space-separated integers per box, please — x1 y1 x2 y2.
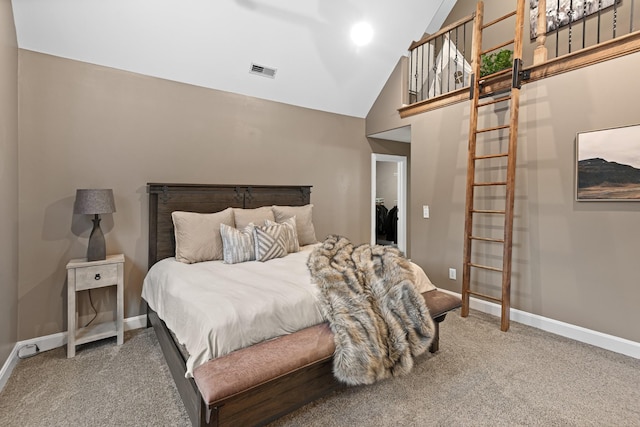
146 183 343 427
145 182 461 427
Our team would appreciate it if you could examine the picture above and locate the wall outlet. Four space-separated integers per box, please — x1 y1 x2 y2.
422 205 430 218
448 268 457 280
18 343 39 359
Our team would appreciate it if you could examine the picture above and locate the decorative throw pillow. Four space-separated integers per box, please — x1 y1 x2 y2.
272 204 317 246
265 216 300 253
233 206 275 229
220 223 255 264
410 262 437 293
172 208 234 263
253 224 287 262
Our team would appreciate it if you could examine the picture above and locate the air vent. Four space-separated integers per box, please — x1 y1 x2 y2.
249 63 277 78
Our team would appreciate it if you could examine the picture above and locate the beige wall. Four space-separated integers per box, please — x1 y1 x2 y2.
0 0 19 366
366 57 407 137
17 51 372 340
366 1 640 343
14 1 640 347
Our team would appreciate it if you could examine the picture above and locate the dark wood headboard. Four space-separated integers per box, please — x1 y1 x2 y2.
147 183 312 269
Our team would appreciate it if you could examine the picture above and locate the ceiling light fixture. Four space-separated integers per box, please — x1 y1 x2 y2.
350 22 373 46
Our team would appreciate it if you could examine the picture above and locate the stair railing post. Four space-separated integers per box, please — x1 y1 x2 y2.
534 0 548 64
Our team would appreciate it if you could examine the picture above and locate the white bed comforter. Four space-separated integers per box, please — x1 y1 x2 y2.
142 244 436 378
142 245 325 377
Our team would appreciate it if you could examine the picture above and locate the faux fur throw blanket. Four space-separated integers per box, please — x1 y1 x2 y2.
307 235 435 385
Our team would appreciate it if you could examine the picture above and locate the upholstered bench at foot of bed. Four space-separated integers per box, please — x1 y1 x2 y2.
191 290 461 427
422 289 463 353
193 322 341 427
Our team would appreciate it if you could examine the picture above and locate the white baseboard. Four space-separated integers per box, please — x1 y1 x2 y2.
4 302 640 392
0 314 147 393
124 314 148 331
438 288 640 359
0 343 20 393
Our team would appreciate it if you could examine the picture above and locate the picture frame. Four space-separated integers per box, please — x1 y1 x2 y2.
576 124 640 201
530 0 621 40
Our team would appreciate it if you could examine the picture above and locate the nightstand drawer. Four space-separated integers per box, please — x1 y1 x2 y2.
75 264 119 290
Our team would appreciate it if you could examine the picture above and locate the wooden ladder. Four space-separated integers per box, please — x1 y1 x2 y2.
461 0 526 332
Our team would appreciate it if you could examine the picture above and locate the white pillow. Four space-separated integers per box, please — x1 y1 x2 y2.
233 206 275 229
272 204 317 246
220 223 255 264
172 208 234 263
410 262 437 293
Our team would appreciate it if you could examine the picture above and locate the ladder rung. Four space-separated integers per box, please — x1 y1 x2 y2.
482 10 517 29
480 39 515 56
474 153 509 160
469 263 503 273
467 290 503 304
470 236 505 243
476 124 510 134
472 209 506 214
478 67 512 82
474 181 507 187
478 95 511 108
479 87 512 100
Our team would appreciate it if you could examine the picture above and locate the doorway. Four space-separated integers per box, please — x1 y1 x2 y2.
371 154 407 254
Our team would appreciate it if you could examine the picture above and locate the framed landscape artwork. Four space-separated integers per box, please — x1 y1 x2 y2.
576 124 640 201
530 0 621 39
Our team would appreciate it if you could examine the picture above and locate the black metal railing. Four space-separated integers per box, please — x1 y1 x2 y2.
408 15 474 104
533 0 639 62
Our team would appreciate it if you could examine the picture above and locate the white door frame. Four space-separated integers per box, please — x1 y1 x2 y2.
371 154 407 254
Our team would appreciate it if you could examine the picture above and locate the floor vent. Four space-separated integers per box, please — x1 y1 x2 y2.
249 63 277 78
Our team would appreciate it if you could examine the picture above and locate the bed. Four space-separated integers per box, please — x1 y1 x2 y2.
143 183 461 427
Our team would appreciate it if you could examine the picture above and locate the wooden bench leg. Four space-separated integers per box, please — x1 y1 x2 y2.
429 315 447 353
422 289 462 353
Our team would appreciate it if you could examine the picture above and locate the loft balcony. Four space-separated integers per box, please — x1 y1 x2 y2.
399 0 640 119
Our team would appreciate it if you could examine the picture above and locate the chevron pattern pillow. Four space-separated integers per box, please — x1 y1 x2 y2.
253 224 287 262
265 216 299 253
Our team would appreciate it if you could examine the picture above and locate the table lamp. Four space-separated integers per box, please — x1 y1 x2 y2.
73 189 116 261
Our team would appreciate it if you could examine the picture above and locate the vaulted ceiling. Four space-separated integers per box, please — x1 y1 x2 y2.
11 0 457 118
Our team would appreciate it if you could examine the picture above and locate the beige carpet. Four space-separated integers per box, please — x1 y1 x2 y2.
0 327 190 426
1 310 639 426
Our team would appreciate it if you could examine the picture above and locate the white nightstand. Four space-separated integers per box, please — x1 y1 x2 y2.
66 253 124 358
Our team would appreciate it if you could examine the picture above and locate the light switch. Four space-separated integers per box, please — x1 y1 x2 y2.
422 205 430 218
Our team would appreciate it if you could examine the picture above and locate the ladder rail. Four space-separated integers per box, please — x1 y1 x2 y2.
499 0 526 332
461 1 485 319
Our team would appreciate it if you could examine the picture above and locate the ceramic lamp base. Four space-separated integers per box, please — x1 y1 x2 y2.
87 215 106 261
